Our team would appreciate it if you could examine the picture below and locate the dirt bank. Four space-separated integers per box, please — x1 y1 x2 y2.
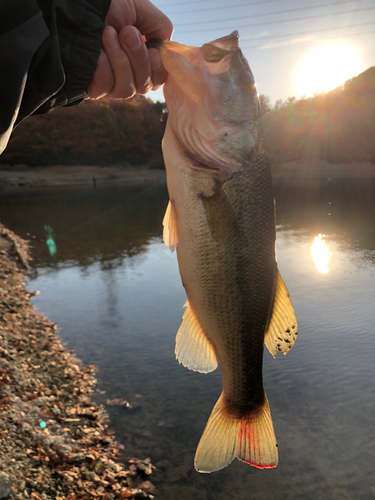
1 160 375 191
0 166 166 190
0 225 155 499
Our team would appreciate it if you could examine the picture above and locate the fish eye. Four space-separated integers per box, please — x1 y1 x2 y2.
202 44 227 63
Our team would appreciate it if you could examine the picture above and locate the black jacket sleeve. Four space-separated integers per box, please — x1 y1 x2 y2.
0 0 111 154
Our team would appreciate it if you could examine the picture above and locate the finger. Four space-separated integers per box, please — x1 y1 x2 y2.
119 26 152 95
106 0 173 41
135 0 174 40
148 47 168 90
87 49 114 99
102 26 136 99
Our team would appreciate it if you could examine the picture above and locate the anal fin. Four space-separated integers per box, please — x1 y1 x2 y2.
265 270 298 358
175 301 218 374
163 200 178 252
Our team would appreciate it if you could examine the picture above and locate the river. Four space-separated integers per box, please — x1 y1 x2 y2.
1 176 374 499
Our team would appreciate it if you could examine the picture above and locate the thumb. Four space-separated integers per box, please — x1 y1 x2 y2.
133 0 174 40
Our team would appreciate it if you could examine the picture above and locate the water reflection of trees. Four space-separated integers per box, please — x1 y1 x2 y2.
0 184 169 270
1 180 374 269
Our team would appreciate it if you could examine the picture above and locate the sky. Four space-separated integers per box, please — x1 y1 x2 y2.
147 0 375 105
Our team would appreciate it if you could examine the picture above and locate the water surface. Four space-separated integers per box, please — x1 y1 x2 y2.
1 178 374 500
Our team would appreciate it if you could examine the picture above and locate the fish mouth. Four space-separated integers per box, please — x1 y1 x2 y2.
146 39 196 61
145 39 195 75
145 39 186 54
145 39 165 50
146 31 240 52
146 39 203 100
145 33 241 88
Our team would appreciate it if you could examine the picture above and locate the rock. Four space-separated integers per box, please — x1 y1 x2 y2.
140 481 155 493
0 472 15 498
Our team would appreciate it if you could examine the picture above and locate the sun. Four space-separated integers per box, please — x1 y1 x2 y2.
295 43 361 97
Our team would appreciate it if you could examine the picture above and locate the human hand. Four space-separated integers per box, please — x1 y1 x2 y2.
88 0 173 100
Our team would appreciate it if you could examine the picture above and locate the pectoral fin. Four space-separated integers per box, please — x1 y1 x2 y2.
175 301 218 374
265 271 298 358
163 200 178 252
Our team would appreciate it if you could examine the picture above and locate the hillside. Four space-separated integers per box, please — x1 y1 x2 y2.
1 67 374 168
261 67 375 164
0 96 167 168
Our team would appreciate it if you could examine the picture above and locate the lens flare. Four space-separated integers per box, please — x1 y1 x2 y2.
311 234 330 274
295 43 361 97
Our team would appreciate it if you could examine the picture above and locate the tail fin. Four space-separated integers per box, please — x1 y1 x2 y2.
194 393 278 473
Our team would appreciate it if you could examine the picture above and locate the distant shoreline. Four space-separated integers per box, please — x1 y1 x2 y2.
0 160 374 189
0 165 167 190
271 159 375 186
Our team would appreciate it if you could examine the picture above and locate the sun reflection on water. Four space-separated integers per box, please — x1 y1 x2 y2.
311 234 330 274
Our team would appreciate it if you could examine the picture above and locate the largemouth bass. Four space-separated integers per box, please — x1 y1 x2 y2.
150 31 297 473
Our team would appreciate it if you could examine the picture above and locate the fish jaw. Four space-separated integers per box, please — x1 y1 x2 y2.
156 33 260 175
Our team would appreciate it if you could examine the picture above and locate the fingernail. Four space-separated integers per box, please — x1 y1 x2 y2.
126 29 142 50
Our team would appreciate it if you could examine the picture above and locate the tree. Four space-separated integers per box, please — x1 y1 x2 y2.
273 99 285 112
258 94 271 115
261 66 375 163
0 96 168 167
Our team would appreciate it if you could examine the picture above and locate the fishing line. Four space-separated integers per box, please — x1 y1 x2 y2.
173 0 362 25
176 6 375 33
157 0 284 9
243 29 375 49
239 20 375 46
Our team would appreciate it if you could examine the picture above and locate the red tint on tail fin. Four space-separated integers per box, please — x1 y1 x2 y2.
237 394 278 469
195 392 278 473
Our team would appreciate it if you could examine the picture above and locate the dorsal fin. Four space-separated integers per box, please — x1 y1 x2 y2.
162 200 178 252
175 301 218 373
265 271 298 358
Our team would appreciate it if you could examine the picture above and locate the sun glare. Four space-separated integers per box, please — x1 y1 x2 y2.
295 43 360 97
311 234 331 274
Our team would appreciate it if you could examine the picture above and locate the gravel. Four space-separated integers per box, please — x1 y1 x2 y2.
0 224 155 499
